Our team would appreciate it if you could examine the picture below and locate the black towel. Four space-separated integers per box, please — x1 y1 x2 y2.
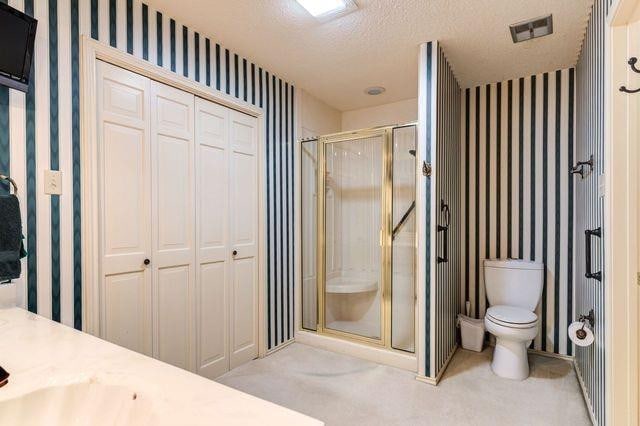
0 194 24 281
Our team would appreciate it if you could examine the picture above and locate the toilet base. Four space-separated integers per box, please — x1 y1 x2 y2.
490 338 530 380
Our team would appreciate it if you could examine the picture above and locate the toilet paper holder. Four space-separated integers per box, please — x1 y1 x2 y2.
579 309 594 327
576 310 595 340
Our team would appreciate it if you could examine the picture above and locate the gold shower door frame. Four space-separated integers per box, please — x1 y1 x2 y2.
316 128 394 348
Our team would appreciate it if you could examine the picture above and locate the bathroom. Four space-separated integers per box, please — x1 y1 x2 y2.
0 0 638 424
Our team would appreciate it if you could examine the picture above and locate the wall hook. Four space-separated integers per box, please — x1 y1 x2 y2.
628 57 640 74
569 155 594 179
619 57 640 93
620 86 640 94
422 161 432 177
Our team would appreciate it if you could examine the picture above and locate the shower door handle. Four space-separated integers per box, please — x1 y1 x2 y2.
585 227 602 281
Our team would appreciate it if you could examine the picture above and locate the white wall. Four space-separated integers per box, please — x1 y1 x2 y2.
341 98 418 131
298 89 342 139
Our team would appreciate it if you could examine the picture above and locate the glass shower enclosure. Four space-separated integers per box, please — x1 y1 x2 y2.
300 125 416 352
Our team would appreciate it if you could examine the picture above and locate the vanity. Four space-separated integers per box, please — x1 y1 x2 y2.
0 308 321 425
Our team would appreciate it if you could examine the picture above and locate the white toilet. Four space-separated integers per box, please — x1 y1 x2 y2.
484 259 544 380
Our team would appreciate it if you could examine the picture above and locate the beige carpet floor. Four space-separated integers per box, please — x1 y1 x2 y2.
217 343 591 426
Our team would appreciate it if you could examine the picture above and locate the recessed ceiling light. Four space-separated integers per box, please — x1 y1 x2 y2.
509 15 553 43
295 0 357 21
365 86 385 96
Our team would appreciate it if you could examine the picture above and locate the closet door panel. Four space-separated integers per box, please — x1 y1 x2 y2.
104 272 147 354
195 98 230 378
97 60 152 356
157 265 191 369
102 123 146 274
156 94 192 140
229 110 259 368
151 81 196 371
198 262 227 377
231 257 256 352
156 134 191 263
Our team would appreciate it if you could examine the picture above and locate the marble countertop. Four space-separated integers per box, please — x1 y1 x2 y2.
0 308 321 425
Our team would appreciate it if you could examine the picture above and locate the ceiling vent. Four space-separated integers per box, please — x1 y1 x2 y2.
509 15 553 43
365 86 385 96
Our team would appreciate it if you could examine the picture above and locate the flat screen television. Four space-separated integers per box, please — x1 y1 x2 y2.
0 3 37 93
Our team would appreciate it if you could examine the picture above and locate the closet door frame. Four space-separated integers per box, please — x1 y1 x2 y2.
80 37 268 358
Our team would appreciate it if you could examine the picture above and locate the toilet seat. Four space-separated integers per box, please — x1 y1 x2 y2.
486 305 537 329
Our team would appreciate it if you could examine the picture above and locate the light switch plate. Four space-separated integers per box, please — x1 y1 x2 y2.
598 174 605 198
44 170 62 195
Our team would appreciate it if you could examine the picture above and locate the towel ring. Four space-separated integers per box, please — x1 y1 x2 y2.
0 175 18 195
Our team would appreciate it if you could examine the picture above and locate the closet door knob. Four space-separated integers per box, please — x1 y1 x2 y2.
232 250 238 256
143 258 151 265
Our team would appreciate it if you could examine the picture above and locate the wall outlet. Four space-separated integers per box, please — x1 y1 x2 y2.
44 170 62 195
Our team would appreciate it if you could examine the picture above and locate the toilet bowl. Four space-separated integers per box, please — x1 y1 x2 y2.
484 305 538 380
483 259 543 380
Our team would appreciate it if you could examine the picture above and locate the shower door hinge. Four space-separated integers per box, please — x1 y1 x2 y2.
422 161 432 177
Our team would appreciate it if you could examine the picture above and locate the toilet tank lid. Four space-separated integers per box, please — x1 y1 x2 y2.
484 259 544 270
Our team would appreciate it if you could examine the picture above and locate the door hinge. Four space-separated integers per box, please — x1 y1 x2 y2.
637 272 640 286
422 161 432 177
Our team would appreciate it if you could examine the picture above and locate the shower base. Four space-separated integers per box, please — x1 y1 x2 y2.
295 329 417 372
325 277 378 294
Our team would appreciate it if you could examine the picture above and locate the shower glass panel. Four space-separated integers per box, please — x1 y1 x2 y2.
323 135 384 341
391 126 416 352
301 140 318 331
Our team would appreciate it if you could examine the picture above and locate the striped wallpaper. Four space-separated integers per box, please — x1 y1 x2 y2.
420 41 463 379
460 68 576 356
433 43 461 378
0 0 296 350
575 0 607 423
419 41 434 378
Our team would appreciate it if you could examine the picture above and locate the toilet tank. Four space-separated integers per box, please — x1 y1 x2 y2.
484 259 544 311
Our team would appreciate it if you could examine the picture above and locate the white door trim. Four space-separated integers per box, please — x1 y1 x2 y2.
606 1 640 424
80 36 268 357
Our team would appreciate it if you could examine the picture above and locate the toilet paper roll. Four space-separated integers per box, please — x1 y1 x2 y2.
568 321 595 347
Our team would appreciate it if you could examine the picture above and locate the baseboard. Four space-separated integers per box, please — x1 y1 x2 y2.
264 338 295 357
415 374 437 385
573 359 598 426
415 344 459 386
295 330 417 371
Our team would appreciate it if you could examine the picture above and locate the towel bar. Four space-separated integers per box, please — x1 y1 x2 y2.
0 174 17 194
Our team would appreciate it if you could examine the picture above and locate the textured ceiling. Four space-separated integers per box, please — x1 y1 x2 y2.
146 0 593 111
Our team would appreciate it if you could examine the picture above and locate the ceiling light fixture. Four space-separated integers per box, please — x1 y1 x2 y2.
509 15 553 43
365 86 385 96
295 0 357 21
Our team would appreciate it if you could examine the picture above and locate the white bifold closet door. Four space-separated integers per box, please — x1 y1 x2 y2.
150 82 196 371
97 60 258 378
194 98 259 378
97 60 153 356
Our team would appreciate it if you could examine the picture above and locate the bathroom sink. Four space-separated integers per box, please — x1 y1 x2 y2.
0 381 157 426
